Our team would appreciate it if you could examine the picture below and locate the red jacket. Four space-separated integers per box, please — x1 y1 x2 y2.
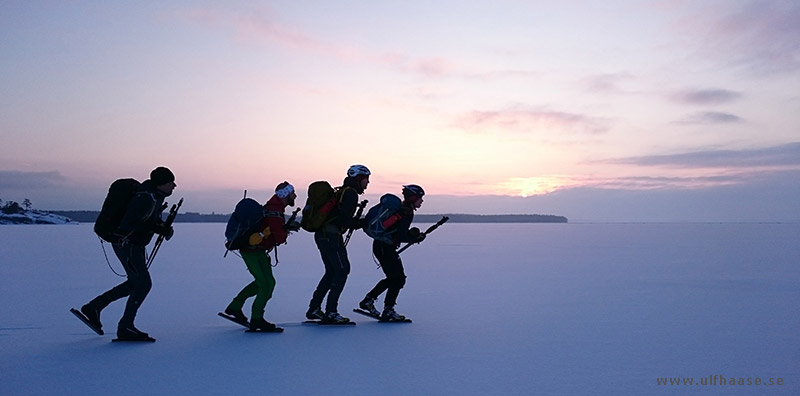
242 195 289 252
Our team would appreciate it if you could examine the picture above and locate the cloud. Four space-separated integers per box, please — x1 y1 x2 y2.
182 7 341 56
680 1 800 75
0 170 67 189
671 88 742 105
373 53 458 78
603 142 800 169
181 7 467 80
465 69 541 81
582 72 636 94
454 107 610 135
674 111 745 125
181 6 550 83
587 174 744 190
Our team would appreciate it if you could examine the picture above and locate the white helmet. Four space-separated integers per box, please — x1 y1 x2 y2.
347 164 371 178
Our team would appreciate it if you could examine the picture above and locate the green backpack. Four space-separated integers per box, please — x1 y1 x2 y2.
300 181 337 232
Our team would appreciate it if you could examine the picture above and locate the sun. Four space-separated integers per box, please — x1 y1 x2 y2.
499 176 572 197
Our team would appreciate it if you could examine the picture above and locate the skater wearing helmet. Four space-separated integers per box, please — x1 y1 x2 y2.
306 164 371 324
359 184 426 321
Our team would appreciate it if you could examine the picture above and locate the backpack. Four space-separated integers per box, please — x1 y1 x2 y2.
94 178 141 242
224 198 267 250
300 181 337 232
362 194 403 244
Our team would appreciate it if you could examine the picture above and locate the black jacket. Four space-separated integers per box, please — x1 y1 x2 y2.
115 180 167 246
392 204 417 244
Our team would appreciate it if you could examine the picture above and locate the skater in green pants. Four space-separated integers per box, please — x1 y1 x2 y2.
230 250 277 326
225 182 300 331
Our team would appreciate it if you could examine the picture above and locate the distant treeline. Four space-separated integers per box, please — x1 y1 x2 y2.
51 211 568 224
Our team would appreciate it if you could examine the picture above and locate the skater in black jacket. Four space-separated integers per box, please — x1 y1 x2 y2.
306 165 370 324
79 167 177 341
359 184 426 321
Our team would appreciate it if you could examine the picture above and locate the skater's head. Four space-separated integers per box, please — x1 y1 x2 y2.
150 166 176 196
346 164 371 192
275 181 296 206
402 184 424 209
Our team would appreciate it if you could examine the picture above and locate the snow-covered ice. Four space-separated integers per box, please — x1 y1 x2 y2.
2 222 798 395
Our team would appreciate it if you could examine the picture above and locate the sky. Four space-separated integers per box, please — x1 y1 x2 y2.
1 0 799 221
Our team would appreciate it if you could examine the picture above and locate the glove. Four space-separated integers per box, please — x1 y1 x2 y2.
408 227 425 243
249 227 271 246
285 220 301 232
347 217 363 231
154 224 174 241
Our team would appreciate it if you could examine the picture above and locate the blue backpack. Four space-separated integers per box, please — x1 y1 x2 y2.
362 194 403 244
224 198 266 250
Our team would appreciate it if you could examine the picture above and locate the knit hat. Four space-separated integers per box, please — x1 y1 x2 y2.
275 182 295 199
150 166 175 186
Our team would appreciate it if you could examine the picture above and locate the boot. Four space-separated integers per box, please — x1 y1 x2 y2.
117 325 154 341
81 304 103 333
306 306 324 320
224 307 248 325
321 311 350 324
381 306 406 322
359 296 380 317
249 318 277 332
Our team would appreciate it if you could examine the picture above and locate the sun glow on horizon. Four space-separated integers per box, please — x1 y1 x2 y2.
498 176 577 197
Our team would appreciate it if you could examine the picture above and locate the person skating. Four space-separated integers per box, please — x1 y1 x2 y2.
224 182 300 332
79 167 177 341
359 184 426 321
306 165 370 324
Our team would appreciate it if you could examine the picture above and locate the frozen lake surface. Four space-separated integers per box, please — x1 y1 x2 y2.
2 222 799 395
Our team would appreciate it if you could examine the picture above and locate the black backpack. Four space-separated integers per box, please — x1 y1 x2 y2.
94 178 141 242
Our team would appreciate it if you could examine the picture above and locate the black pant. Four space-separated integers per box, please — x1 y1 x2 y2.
367 240 406 309
89 243 152 329
310 228 351 313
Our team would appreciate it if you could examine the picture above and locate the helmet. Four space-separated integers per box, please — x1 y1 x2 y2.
347 164 371 178
402 184 425 197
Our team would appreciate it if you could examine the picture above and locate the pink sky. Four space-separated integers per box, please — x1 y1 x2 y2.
1 1 798 221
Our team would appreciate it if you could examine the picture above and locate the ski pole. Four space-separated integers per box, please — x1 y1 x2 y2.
344 199 368 247
397 215 449 254
286 207 301 226
147 197 183 268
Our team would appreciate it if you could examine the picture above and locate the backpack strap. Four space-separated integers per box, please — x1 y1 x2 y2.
334 186 355 205
263 210 283 218
135 191 158 222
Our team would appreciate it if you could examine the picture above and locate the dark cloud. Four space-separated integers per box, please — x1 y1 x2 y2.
587 174 742 190
675 111 745 125
603 142 800 168
0 170 67 189
672 88 742 105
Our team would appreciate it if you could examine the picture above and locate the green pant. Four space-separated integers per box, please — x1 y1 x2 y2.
228 250 275 321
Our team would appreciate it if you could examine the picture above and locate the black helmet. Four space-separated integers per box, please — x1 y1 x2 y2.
402 184 425 198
